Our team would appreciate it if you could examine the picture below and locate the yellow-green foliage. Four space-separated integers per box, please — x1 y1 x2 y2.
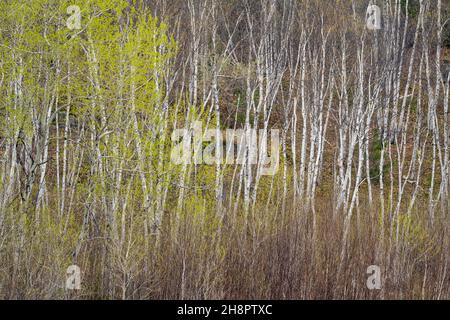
396 214 436 256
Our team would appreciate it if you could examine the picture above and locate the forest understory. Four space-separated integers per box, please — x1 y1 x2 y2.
0 0 449 299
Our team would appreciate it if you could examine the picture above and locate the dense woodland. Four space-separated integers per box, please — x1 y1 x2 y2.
0 0 449 299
